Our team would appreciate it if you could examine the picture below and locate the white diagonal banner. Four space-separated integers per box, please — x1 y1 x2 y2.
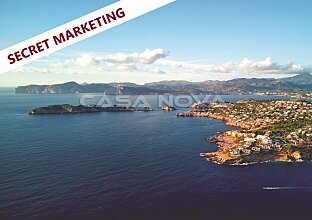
0 0 175 75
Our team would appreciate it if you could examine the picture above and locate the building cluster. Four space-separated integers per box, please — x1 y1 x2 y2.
253 92 312 99
203 99 312 129
193 99 312 157
225 130 284 157
288 92 312 99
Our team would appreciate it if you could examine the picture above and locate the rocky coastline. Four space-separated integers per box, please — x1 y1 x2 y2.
177 111 252 129
202 134 293 165
177 99 312 165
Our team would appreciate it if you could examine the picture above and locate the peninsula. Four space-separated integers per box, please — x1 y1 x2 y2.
177 99 312 165
29 104 152 115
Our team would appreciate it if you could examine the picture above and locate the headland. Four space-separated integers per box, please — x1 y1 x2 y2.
177 99 312 165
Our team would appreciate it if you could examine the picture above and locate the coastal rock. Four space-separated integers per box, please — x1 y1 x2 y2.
291 151 302 161
162 106 177 111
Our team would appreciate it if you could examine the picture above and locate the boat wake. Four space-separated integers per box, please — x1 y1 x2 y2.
263 186 312 190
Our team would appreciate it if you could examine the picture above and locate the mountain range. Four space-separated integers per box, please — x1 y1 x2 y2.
15 72 312 95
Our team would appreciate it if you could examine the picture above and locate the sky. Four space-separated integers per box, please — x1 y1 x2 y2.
0 0 312 86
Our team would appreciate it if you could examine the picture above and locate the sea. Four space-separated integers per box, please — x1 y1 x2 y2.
0 88 311 220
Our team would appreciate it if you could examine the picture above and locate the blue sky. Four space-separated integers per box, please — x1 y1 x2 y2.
0 0 311 86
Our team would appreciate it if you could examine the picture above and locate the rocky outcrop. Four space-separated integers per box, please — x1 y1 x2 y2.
162 106 177 111
291 151 302 161
28 104 137 115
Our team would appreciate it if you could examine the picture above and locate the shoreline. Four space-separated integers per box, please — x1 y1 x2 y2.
177 99 312 165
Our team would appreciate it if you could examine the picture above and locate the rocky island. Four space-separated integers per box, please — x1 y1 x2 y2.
177 99 312 165
28 104 153 115
162 106 177 111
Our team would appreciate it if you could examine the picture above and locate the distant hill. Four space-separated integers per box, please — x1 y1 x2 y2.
283 72 312 85
15 81 115 94
15 81 159 94
15 73 312 94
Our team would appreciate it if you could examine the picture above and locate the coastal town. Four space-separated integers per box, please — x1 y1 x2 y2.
177 99 312 165
254 91 312 99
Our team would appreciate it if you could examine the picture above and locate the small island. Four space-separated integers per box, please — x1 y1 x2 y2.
177 99 312 165
29 104 152 115
162 106 177 111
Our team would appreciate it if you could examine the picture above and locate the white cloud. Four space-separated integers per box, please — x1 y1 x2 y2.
156 57 309 75
14 49 311 78
106 48 169 64
55 49 169 74
75 54 100 67
238 57 305 74
115 64 137 71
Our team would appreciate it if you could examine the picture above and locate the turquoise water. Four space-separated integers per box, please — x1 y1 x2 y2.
1 88 311 219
